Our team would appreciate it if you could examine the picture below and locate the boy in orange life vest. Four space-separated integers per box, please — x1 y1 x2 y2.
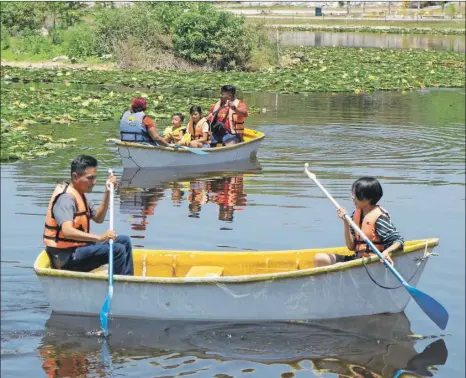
186 105 210 148
207 85 248 146
313 177 404 267
43 155 134 275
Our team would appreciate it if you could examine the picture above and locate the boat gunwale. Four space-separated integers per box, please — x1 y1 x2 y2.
34 238 439 284
108 128 265 154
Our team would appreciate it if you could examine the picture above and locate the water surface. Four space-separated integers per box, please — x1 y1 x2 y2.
1 88 464 377
278 30 465 52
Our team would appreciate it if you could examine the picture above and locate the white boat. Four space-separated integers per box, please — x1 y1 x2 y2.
108 128 265 169
34 238 439 321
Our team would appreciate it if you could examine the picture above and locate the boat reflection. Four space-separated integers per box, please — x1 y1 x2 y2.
119 160 262 190
38 312 447 378
119 162 261 238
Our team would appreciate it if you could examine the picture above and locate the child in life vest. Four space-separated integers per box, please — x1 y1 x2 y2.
314 177 404 267
164 113 186 144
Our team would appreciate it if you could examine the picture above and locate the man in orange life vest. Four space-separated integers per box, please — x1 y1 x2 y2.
207 85 248 146
313 177 404 267
43 155 134 275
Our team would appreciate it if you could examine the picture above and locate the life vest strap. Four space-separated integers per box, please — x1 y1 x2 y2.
44 223 60 230
355 239 384 245
43 235 88 244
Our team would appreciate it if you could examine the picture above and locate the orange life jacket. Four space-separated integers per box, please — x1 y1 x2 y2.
209 99 245 137
43 182 91 249
187 117 209 140
353 206 388 255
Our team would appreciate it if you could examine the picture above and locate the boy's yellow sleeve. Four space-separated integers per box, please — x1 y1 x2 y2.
163 126 172 137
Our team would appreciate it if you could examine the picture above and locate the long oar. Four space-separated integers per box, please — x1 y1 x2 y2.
173 144 209 156
304 163 448 330
100 169 115 337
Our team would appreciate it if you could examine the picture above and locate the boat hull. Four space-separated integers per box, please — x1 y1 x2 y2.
109 128 264 169
34 240 437 321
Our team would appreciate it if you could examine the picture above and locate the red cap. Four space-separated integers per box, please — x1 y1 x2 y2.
131 97 148 111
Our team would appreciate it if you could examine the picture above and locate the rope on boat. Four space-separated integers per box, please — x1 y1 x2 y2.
118 146 141 169
362 254 428 290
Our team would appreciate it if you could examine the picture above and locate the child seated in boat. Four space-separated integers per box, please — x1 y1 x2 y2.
182 106 210 149
163 113 186 144
314 177 404 267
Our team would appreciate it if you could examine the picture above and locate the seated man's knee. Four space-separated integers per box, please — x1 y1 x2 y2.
313 253 333 267
116 235 132 247
112 243 126 258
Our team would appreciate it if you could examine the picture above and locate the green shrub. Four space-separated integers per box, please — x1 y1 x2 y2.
138 2 196 34
445 4 457 17
17 30 55 56
93 6 167 56
172 4 252 70
0 2 46 34
65 23 96 58
51 28 64 45
1 24 10 50
245 22 277 71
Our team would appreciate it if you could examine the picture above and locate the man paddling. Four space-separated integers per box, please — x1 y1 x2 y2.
43 155 134 275
207 85 248 146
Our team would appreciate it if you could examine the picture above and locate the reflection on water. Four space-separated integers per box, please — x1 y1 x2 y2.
1 88 464 377
279 31 466 52
37 313 448 378
119 165 260 244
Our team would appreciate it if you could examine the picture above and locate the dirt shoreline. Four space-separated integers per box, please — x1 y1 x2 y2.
1 60 118 71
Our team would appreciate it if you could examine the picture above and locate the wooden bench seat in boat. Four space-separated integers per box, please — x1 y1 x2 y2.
91 264 108 275
185 266 224 278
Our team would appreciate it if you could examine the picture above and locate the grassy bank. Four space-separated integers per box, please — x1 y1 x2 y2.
1 46 464 162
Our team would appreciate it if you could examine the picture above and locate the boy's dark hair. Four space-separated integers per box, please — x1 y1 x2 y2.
352 177 383 205
71 155 98 177
221 85 236 97
172 113 185 122
189 105 202 115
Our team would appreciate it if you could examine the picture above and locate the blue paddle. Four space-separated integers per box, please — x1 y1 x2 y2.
304 163 449 330
173 144 209 156
100 169 115 337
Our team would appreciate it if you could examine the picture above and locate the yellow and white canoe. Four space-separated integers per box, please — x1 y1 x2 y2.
34 238 439 321
108 128 265 169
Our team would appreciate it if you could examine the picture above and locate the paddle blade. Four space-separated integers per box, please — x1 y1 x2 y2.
407 285 449 330
100 295 111 336
173 144 209 155
187 147 209 155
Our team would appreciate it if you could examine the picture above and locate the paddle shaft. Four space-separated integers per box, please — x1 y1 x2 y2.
304 167 407 286
101 169 115 337
108 169 114 291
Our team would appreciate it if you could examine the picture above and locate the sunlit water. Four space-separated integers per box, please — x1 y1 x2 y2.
278 30 465 52
1 88 465 377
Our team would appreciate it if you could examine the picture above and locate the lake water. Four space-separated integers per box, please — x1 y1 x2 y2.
1 88 465 377
278 30 465 52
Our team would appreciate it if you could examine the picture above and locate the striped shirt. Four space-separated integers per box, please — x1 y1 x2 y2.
350 211 404 250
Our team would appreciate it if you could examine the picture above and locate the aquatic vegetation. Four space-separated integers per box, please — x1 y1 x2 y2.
273 25 466 36
2 47 464 93
1 119 76 161
0 87 237 162
1 46 464 162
